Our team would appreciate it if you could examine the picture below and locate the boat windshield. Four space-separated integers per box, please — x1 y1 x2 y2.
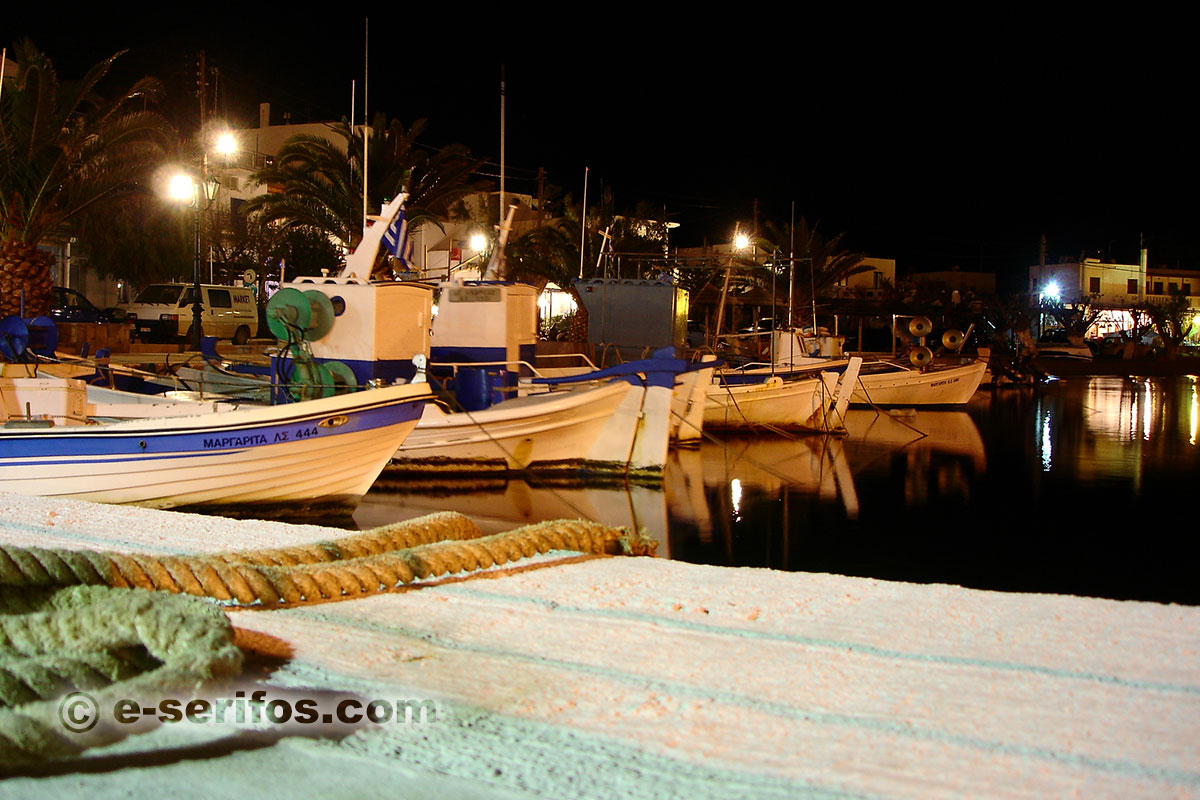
135 285 184 305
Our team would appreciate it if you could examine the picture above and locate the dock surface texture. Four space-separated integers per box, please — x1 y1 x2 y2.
2 492 1197 799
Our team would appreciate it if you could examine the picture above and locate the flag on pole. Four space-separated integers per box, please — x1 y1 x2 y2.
382 206 411 268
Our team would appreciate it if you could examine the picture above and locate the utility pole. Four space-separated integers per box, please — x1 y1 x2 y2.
537 167 545 228
192 51 209 350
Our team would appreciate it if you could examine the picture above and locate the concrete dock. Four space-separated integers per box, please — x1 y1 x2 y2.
1 493 1197 798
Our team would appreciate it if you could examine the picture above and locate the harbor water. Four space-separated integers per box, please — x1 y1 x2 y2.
354 374 1200 605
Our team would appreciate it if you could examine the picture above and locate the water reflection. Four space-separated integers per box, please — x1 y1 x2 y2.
359 474 673 557
355 376 1198 603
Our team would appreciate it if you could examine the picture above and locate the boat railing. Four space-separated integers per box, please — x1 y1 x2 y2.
532 351 600 378
429 359 549 379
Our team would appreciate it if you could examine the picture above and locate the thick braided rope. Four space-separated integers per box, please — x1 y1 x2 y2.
0 585 243 767
0 512 657 607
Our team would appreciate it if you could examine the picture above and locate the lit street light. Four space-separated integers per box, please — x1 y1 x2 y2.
165 128 237 349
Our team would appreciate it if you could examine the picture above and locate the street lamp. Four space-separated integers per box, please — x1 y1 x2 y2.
164 129 238 350
167 171 205 349
447 231 489 280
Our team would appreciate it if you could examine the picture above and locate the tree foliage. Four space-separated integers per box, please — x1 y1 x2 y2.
1146 293 1196 359
0 38 174 314
243 114 485 254
75 193 192 287
756 218 870 325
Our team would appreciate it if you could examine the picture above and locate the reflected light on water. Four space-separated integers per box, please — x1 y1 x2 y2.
1143 379 1153 441
1040 410 1053 472
1192 378 1199 446
730 478 743 521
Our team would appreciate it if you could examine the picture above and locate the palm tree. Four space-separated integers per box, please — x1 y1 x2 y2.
243 114 484 260
757 218 871 326
0 39 173 316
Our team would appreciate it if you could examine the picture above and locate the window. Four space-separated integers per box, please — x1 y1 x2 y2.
207 289 232 308
1127 279 1139 294
1089 277 1101 293
136 285 184 305
1153 281 1164 295
1184 283 1192 296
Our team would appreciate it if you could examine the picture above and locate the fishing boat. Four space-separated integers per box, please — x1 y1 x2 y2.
705 358 862 432
842 358 987 406
1035 330 1094 361
0 375 432 513
392 350 703 478
721 328 987 407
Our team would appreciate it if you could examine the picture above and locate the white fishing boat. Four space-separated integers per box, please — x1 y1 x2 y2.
721 329 987 407
705 358 863 432
393 372 665 476
0 375 432 513
846 358 988 406
1035 330 1094 361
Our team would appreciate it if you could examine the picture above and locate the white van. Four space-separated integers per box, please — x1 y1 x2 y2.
120 283 258 344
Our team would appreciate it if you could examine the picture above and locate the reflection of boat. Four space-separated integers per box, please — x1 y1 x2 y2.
689 407 985 510
359 476 670 556
842 408 986 471
0 376 431 513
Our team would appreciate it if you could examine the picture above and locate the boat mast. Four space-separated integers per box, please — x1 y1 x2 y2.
500 65 506 222
362 18 369 240
579 167 589 278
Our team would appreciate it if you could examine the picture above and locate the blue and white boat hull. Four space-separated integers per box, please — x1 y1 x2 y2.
0 381 432 513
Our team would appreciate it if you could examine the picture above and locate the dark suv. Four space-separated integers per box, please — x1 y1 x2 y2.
49 287 120 323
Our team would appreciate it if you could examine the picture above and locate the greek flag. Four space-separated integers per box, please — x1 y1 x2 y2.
382 206 412 268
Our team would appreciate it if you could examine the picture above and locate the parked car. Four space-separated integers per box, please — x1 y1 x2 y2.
118 283 257 344
49 286 121 324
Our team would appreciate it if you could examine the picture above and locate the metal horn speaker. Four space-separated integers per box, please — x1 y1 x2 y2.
941 328 965 350
909 345 933 367
908 316 933 337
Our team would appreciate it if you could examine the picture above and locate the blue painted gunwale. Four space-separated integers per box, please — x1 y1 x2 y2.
0 393 428 463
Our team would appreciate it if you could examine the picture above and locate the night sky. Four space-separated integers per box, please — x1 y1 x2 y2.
6 13 1194 288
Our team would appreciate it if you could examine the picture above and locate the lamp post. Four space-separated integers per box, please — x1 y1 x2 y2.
167 173 204 349
712 228 752 349
166 129 237 350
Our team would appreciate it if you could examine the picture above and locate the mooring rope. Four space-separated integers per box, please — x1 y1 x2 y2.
0 512 655 608
0 512 654 766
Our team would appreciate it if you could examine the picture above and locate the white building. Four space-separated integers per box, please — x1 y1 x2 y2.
1029 252 1200 338
1029 252 1198 306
